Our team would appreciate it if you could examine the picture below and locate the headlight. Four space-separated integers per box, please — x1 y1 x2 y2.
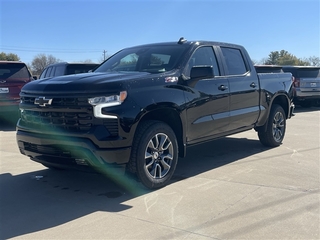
88 91 127 119
88 91 127 107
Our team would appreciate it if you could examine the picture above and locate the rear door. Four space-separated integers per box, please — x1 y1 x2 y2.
219 47 260 131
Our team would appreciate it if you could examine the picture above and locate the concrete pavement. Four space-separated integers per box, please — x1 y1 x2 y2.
0 106 319 239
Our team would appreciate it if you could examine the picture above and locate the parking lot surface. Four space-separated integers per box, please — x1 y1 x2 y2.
0 107 319 239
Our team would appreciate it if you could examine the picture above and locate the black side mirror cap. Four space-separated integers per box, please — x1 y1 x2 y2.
190 66 214 80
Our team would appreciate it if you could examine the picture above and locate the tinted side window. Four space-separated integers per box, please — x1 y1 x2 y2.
50 67 56 77
54 65 65 76
221 47 247 75
187 46 220 77
45 67 53 78
39 68 47 79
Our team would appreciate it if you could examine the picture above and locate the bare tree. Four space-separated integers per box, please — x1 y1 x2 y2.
31 54 62 75
305 56 320 66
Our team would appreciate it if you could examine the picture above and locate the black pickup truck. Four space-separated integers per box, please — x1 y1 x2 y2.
16 38 294 189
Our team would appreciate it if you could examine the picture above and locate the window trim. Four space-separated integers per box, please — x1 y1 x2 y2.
184 45 221 78
219 46 250 77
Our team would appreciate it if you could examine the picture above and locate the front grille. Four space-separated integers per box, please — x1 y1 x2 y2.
21 110 94 132
20 96 119 136
21 96 89 107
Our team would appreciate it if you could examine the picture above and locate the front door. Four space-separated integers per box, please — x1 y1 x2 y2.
183 46 230 144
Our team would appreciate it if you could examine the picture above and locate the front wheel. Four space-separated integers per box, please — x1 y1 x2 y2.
258 104 286 147
127 121 178 189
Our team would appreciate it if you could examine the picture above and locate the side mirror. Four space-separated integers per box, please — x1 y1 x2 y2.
32 76 38 80
190 66 214 80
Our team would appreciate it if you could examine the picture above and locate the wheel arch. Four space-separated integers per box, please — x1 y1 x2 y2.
256 93 290 132
271 94 290 119
137 106 186 158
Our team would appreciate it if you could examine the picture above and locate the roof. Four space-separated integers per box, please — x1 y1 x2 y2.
282 65 320 69
124 38 244 50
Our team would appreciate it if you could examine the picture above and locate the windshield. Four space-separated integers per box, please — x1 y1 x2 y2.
95 45 188 74
66 64 99 75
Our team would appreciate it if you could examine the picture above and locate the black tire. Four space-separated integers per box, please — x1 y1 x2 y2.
258 104 286 147
127 120 178 189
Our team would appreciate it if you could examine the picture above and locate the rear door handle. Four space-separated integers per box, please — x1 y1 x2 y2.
250 82 257 88
218 85 228 91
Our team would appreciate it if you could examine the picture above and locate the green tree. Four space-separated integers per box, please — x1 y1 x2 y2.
31 54 61 75
264 51 280 65
264 50 309 66
0 52 20 61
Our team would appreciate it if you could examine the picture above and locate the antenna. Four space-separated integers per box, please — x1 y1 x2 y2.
178 37 187 44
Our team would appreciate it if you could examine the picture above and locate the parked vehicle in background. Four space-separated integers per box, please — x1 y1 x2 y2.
39 62 99 79
282 66 320 107
16 38 294 189
255 65 283 73
0 61 33 122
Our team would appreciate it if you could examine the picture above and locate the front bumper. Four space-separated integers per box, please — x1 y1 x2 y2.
16 130 131 170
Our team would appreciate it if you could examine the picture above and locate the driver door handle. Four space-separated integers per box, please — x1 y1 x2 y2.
250 82 257 88
218 85 228 91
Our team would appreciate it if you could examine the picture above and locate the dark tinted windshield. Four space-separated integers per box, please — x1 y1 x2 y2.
95 45 188 73
0 63 31 79
66 64 99 75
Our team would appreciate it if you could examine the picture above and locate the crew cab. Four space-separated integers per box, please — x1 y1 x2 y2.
16 38 294 189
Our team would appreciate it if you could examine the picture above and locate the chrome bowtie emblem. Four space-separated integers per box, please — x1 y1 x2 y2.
34 97 53 107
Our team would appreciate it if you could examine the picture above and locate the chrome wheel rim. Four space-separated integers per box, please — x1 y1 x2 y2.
272 111 285 142
144 133 174 179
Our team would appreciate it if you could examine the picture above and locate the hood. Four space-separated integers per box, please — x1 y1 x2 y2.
21 72 151 94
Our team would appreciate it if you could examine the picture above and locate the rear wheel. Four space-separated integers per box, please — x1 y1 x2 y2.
127 121 178 189
258 104 286 147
